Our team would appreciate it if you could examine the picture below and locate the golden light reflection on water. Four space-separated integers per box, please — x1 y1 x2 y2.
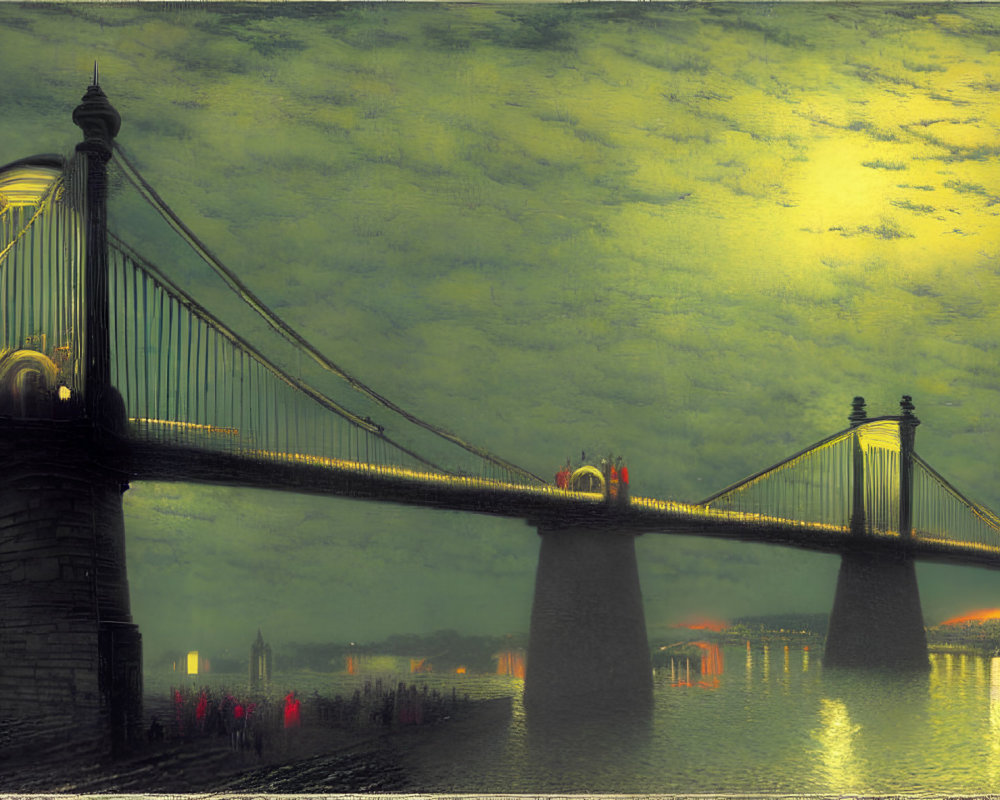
745 642 753 691
813 697 862 791
957 653 970 703
929 651 943 695
411 647 1000 793
989 657 1000 786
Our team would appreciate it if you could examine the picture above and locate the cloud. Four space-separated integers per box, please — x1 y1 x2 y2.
4 2 1000 659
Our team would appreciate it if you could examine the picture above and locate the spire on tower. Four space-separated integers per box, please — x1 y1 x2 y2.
74 71 121 150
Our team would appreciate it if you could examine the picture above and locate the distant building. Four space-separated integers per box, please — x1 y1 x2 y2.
249 629 272 688
345 654 410 674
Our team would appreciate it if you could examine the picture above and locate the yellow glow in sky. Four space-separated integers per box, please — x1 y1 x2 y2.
0 163 60 208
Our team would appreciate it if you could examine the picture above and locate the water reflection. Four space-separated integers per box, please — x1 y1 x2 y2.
695 642 723 689
394 646 1000 794
745 641 753 690
989 658 1000 787
661 642 724 689
818 666 931 793
813 697 862 790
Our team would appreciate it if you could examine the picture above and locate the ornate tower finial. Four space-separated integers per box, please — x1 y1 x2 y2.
73 71 121 152
93 61 99 88
849 396 867 427
900 395 918 422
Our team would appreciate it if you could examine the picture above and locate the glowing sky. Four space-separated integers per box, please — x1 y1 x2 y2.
3 3 1000 663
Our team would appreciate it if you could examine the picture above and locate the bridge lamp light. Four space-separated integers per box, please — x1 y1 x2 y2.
186 650 199 676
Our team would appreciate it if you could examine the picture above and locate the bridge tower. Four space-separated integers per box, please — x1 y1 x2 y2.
524 523 652 717
0 73 142 757
823 396 929 669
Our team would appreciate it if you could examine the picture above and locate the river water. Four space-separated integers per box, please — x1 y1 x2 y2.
379 645 1000 795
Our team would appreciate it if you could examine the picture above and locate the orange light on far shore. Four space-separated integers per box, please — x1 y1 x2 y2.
673 618 729 632
940 608 1000 626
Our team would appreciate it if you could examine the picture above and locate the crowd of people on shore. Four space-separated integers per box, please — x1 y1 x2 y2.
155 680 471 755
311 678 470 728
155 687 303 755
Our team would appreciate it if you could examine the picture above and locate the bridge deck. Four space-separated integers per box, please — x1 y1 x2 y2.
128 439 1000 571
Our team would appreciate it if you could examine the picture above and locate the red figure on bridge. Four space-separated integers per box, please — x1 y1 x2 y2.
555 461 571 489
617 456 629 503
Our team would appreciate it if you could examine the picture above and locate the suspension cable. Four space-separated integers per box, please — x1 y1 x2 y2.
111 143 546 485
109 232 450 475
913 452 1000 533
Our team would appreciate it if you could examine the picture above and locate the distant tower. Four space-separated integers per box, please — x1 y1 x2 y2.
249 629 272 688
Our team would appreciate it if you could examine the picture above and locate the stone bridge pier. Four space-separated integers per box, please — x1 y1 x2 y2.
524 524 652 716
0 418 142 757
824 547 928 669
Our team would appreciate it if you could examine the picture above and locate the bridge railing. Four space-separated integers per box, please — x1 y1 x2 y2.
0 154 87 408
911 453 1000 551
696 419 914 535
108 233 447 478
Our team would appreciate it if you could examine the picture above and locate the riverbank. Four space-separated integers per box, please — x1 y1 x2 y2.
0 694 512 792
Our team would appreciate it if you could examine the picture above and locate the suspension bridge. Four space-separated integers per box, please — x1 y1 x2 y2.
2 77 1000 755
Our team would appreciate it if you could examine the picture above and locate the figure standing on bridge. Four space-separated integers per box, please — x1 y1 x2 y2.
555 460 571 489
604 453 620 502
617 456 630 504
